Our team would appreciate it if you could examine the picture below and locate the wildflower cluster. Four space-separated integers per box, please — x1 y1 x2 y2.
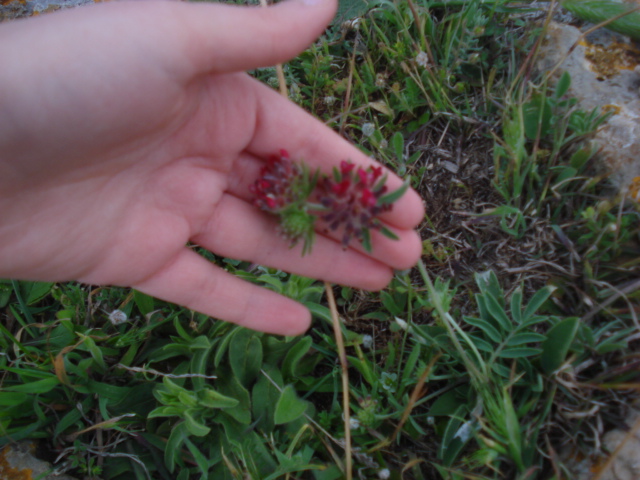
249 149 317 255
250 150 408 255
317 160 401 251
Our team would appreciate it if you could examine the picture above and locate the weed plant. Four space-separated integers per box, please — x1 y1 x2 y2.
1 0 639 479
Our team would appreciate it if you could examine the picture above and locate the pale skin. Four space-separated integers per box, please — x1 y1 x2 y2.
0 0 425 335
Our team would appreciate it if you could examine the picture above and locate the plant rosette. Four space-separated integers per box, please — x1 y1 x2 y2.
250 150 409 254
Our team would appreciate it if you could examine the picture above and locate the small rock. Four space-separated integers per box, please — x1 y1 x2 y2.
562 401 640 480
0 442 78 480
537 21 640 197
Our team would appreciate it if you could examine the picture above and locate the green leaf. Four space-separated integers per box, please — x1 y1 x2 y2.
439 405 469 466
0 392 29 406
348 356 376 387
520 315 549 329
522 287 554 321
468 335 494 353
213 325 239 367
274 385 307 425
554 167 578 188
541 317 579 374
5 376 59 394
177 470 189 480
20 281 54 305
392 131 404 162
498 347 542 358
475 271 504 304
378 180 410 205
555 71 571 98
523 93 552 140
282 336 313 381
80 335 106 370
133 289 155 316
305 302 332 323
428 388 467 416
178 391 198 408
410 324 449 349
190 344 214 391
506 333 546 346
84 380 133 404
463 316 502 343
379 225 400 241
54 399 90 437
184 438 211 476
402 343 422 385
188 336 211 350
198 388 239 409
244 431 279 476
562 0 640 41
491 363 512 379
218 373 252 425
183 409 210 437
510 288 523 325
229 329 263 386
570 148 591 170
165 422 189 472
310 464 343 480
256 274 285 293
381 291 403 316
361 228 372 253
148 405 183 418
172 318 193 342
333 0 372 26
157 377 189 399
252 368 282 431
484 292 511 332
502 390 523 468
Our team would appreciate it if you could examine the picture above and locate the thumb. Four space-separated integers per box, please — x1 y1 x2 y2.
179 0 338 73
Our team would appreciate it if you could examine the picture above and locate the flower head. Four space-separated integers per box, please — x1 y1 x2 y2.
108 309 128 325
250 151 408 255
380 372 398 393
250 150 317 254
316 161 399 251
250 149 298 212
378 469 391 480
415 50 430 68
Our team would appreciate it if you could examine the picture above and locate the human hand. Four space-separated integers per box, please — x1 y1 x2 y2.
0 0 424 335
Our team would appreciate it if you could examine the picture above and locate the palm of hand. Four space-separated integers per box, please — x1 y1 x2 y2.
0 1 424 334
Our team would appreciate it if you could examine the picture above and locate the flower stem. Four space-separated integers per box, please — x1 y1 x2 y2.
258 0 287 97
324 281 352 480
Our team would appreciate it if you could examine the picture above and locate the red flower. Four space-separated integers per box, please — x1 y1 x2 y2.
360 188 376 207
316 161 393 249
340 160 355 175
357 168 369 185
250 152 299 212
332 179 351 195
250 151 317 254
250 152 407 254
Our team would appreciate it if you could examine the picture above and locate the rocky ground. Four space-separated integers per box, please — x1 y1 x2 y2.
537 20 640 201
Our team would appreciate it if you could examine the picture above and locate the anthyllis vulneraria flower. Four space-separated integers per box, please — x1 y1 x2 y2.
250 151 408 255
249 149 318 255
316 160 408 251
